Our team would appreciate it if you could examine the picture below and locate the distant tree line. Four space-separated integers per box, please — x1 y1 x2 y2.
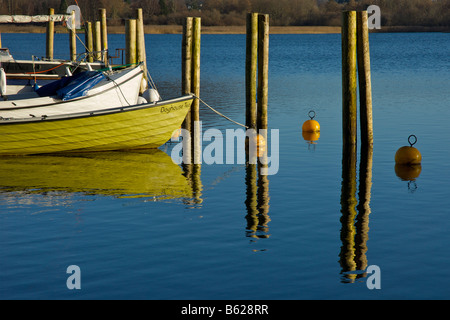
1 0 449 27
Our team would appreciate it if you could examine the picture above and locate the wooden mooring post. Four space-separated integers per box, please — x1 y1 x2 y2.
136 9 147 78
246 13 270 132
69 10 77 61
340 10 374 278
181 17 201 164
245 13 269 165
94 21 102 61
99 8 108 64
342 10 374 149
191 17 201 164
125 19 137 65
182 17 193 136
357 11 374 147
341 11 357 150
46 8 54 60
246 12 258 130
85 21 94 63
257 14 269 131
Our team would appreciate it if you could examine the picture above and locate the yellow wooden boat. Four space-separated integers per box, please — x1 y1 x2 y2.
0 149 192 199
0 94 193 154
0 64 194 155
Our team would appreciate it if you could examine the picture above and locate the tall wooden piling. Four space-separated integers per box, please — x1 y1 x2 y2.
69 10 77 61
85 21 94 63
94 21 102 61
99 8 108 64
182 17 193 138
136 9 147 74
191 17 201 123
342 11 358 149
191 17 201 164
257 14 269 131
46 8 54 60
246 13 258 130
125 19 137 65
357 11 374 147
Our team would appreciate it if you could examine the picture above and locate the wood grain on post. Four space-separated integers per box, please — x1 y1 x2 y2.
136 9 147 77
191 17 201 121
191 17 201 164
257 14 269 131
246 12 258 130
125 19 137 65
69 10 76 61
357 11 374 147
94 21 102 61
182 17 193 134
99 8 108 64
342 11 358 148
46 8 54 60
85 21 94 63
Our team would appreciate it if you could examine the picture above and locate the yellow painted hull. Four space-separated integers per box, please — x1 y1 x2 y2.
0 95 193 155
0 149 192 200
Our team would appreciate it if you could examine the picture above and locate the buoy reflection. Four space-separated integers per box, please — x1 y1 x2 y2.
302 131 320 152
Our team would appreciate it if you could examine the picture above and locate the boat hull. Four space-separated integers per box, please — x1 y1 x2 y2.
0 95 193 155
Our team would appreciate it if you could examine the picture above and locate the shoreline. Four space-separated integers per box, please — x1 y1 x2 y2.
0 25 448 34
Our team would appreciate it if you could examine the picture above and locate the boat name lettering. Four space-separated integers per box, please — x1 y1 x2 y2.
160 103 188 114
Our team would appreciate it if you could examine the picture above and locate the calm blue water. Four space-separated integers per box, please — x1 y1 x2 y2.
1 31 449 300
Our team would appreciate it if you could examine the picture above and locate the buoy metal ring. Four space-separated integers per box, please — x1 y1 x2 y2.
308 110 316 120
408 135 417 147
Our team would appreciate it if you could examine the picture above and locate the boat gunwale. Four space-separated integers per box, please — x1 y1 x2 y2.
0 94 194 125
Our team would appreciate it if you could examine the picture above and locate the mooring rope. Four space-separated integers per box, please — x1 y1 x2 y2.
192 94 249 129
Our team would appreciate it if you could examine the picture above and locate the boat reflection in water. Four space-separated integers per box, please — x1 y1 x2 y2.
339 144 373 283
0 149 193 203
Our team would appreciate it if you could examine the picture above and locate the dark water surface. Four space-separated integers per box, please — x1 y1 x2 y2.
1 32 449 299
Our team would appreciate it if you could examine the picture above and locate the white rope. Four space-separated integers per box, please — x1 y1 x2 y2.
192 94 249 129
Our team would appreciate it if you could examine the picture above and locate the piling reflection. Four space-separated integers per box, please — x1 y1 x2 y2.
182 163 203 208
245 158 271 239
339 144 373 283
0 149 192 201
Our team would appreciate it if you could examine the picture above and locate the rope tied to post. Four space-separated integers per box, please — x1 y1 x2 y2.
192 94 249 129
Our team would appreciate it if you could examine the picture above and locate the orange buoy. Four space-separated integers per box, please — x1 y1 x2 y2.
302 110 320 133
395 135 422 165
256 134 266 157
256 134 266 147
171 127 182 139
247 133 266 157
